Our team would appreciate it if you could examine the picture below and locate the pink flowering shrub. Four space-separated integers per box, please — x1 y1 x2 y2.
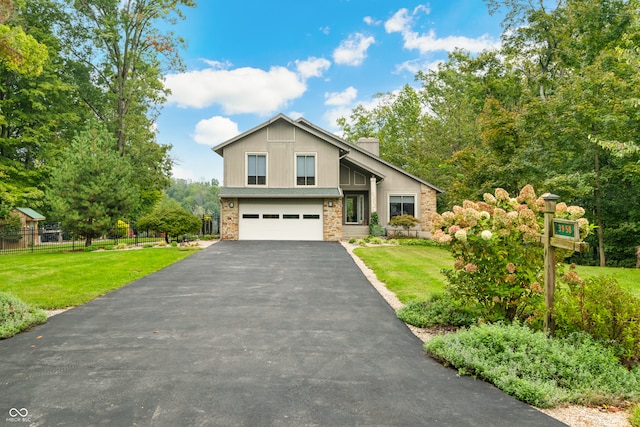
430 185 590 322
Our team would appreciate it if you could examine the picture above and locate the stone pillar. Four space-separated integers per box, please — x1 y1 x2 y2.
323 198 343 241
420 184 437 233
220 198 239 240
370 176 377 220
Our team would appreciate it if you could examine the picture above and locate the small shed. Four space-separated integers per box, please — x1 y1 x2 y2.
11 208 46 248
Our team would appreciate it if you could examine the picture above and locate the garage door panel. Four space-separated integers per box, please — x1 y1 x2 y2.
239 200 323 240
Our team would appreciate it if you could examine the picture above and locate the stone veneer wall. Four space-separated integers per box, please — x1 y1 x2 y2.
323 198 343 241
420 184 438 235
220 198 239 240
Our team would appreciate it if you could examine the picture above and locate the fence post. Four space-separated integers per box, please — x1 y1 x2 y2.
542 193 560 335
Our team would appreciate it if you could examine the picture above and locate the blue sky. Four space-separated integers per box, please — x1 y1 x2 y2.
157 1 505 184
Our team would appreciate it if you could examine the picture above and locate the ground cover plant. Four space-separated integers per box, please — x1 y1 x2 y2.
0 292 47 339
425 322 640 408
0 248 199 309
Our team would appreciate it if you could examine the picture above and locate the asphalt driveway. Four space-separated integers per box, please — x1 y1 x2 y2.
0 241 566 426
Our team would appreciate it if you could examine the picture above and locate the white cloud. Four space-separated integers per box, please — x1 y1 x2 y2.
320 26 330 35
295 57 331 79
323 89 404 132
384 8 412 33
171 165 197 181
333 33 375 66
324 86 358 106
404 30 500 54
385 6 499 54
165 56 331 115
165 64 308 115
200 59 233 69
394 58 444 74
192 116 239 146
322 106 354 131
363 16 381 26
288 111 304 120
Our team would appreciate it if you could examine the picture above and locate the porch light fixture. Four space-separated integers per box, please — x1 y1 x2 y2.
328 201 333 207
229 201 234 208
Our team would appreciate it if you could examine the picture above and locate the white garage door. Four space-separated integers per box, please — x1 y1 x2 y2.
239 199 324 241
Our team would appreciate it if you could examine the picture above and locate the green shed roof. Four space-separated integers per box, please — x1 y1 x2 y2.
15 207 45 220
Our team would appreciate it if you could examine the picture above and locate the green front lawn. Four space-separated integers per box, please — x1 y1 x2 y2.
0 248 198 309
354 245 451 303
354 244 640 301
573 264 640 298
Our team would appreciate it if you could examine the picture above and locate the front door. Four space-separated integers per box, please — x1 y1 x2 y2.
345 194 365 224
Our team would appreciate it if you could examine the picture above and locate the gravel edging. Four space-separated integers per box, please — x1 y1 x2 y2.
340 241 632 427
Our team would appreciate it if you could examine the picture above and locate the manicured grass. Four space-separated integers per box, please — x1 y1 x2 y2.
353 245 451 303
354 244 640 301
0 248 198 309
573 264 640 298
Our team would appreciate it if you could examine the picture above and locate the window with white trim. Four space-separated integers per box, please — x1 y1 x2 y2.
389 195 415 218
296 154 315 186
247 154 266 185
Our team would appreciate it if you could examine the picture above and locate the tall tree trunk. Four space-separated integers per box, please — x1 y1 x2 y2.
594 151 606 266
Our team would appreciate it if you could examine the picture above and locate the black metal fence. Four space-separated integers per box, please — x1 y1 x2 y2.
0 215 219 256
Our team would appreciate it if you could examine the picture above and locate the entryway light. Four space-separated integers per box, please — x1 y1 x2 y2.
328 201 333 207
229 202 234 208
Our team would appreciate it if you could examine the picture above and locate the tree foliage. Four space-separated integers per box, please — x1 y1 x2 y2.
0 0 195 223
338 0 640 266
46 123 138 246
164 178 221 217
137 202 201 243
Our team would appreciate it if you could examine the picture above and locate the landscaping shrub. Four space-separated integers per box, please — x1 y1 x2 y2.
430 185 590 322
397 294 480 328
201 234 214 240
114 243 128 250
399 238 442 247
369 212 385 237
0 213 23 243
389 214 419 237
103 245 114 251
0 293 47 339
143 243 154 248
369 236 383 245
83 245 97 252
555 267 640 367
425 322 640 408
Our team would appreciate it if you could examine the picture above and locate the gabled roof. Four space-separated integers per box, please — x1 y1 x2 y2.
14 207 45 220
213 113 442 193
295 117 443 193
212 113 349 157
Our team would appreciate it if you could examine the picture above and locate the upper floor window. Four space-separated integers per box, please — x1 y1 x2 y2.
247 154 266 185
296 154 315 186
389 195 415 218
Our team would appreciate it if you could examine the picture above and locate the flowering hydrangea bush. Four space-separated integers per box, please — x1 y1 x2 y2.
430 185 590 322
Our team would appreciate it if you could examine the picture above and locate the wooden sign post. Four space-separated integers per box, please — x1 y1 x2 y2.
541 193 589 335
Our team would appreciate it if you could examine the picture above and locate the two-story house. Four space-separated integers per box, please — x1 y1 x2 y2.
213 114 441 241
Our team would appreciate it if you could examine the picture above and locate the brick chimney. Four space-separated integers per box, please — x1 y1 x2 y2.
356 137 380 156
